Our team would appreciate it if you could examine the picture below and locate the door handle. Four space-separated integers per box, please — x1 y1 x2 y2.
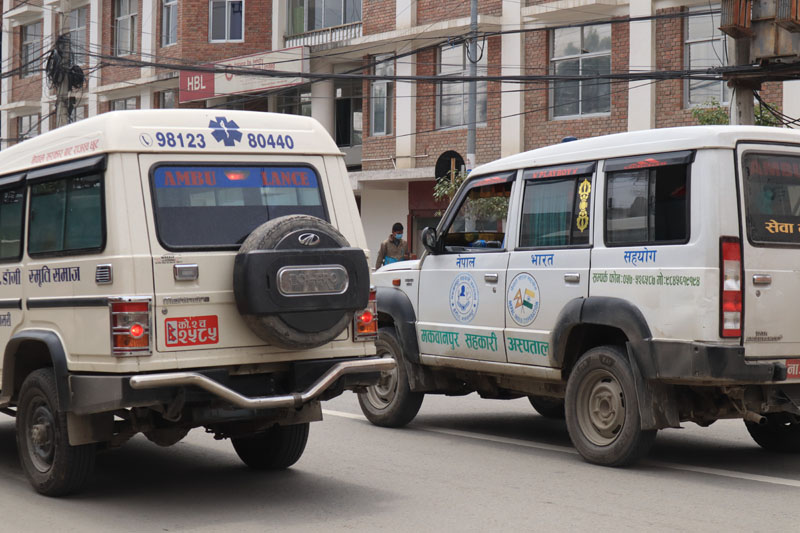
564 272 580 283
753 274 772 286
484 273 499 283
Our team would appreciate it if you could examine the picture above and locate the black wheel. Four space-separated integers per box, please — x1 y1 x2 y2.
565 345 657 466
745 413 800 452
16 368 96 496
357 327 424 428
528 395 565 419
231 423 309 469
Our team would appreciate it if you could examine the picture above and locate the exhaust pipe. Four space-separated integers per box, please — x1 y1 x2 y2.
743 411 767 425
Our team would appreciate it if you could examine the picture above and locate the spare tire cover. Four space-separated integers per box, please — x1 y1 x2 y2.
234 215 369 350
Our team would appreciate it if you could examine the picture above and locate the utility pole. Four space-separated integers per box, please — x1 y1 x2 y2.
727 36 754 125
55 34 72 128
466 0 478 173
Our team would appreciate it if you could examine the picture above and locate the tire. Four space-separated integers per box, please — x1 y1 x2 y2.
745 413 800 452
231 422 309 470
565 345 657 466
234 215 369 350
528 395 566 420
357 327 424 428
16 368 96 496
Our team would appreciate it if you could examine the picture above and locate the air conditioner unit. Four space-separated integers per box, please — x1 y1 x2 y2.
720 0 754 38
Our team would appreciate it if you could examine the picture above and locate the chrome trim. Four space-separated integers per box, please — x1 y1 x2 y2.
109 296 152 357
419 354 563 381
95 264 113 284
753 274 772 286
173 263 199 281
484 273 499 283
564 272 581 283
129 357 396 409
277 264 349 296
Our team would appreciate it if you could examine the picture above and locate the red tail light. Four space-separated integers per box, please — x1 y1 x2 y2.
110 299 152 356
354 288 378 341
720 237 742 338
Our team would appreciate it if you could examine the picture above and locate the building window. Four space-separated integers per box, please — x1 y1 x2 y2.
551 24 611 118
114 0 138 56
287 0 362 35
158 90 177 108
437 43 487 129
371 55 393 136
21 22 43 78
162 0 178 46
110 97 137 110
17 114 40 141
335 79 362 147
68 7 88 65
685 5 729 107
277 87 312 116
210 0 243 42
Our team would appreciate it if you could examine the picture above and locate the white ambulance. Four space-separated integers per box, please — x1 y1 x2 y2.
362 125 800 467
0 110 391 495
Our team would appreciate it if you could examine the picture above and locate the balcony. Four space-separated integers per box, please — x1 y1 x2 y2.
286 22 362 47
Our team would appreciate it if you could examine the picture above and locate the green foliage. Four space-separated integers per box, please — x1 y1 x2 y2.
691 98 782 127
432 170 508 222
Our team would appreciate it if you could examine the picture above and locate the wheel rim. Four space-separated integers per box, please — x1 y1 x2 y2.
575 368 626 446
364 344 399 410
25 398 56 473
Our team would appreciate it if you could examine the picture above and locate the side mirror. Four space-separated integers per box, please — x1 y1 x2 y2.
421 226 438 254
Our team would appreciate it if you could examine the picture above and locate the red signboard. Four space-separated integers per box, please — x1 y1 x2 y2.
179 71 215 103
787 359 800 379
165 315 219 347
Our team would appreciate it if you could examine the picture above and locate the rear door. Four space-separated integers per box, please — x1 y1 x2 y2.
139 154 330 366
738 144 800 367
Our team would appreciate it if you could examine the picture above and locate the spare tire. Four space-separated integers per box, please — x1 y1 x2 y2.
233 215 370 350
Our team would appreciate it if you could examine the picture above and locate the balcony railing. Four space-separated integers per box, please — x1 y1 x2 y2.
285 22 362 47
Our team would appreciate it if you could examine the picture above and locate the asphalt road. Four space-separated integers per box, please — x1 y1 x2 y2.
0 392 798 532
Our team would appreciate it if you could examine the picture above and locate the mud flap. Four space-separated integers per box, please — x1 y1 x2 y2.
626 343 680 430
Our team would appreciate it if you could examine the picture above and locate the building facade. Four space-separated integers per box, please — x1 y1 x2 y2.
2 0 798 259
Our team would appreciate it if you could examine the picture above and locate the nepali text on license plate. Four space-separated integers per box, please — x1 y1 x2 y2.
787 359 800 379
165 315 219 347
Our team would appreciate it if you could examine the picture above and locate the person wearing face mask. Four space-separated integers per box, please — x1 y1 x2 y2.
375 222 408 269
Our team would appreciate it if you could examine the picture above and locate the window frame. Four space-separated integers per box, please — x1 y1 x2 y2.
114 0 138 57
26 156 108 258
603 154 693 248
17 114 40 141
162 0 178 47
436 43 488 130
67 7 88 66
516 163 597 251
684 5 729 108
0 178 27 263
110 97 137 111
286 0 362 36
549 24 612 119
148 161 330 252
21 21 43 78
370 55 394 136
209 0 244 43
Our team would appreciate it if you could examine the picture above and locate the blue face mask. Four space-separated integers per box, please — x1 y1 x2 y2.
394 233 403 240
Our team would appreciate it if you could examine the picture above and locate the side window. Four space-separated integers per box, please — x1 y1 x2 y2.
442 178 511 252
605 163 689 245
29 174 103 255
0 185 25 261
519 174 592 248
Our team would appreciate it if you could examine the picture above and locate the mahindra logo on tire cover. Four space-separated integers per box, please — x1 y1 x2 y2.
298 232 321 246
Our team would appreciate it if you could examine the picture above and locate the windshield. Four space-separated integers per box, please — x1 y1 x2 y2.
151 164 326 249
744 153 800 245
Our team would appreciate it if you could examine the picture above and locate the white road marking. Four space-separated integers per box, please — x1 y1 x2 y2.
323 409 800 488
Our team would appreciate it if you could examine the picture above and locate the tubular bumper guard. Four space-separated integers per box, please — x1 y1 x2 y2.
129 357 395 409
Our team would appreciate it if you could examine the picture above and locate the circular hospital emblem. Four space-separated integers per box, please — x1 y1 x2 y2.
449 273 479 324
507 273 541 326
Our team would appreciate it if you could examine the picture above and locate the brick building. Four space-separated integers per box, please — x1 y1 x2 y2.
1 0 797 259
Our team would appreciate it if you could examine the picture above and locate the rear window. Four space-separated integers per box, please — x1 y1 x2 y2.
151 164 326 249
744 153 800 245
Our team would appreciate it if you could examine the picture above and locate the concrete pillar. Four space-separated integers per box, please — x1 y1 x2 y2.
141 90 153 110
311 61 335 137
2 0 11 148
784 81 800 129
395 53 416 169
627 0 656 131
89 0 101 116
272 0 286 50
361 181 409 269
141 0 156 79
501 0 523 157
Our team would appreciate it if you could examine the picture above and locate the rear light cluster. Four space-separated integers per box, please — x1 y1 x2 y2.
110 298 152 356
720 237 742 338
354 288 378 341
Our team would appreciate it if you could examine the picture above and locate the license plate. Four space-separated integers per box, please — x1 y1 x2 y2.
165 315 219 347
787 359 800 379
277 265 349 296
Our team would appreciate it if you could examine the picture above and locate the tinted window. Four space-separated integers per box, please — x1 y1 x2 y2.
442 178 511 252
0 186 25 260
744 153 800 245
151 165 326 249
29 175 103 255
606 164 688 245
519 174 592 248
